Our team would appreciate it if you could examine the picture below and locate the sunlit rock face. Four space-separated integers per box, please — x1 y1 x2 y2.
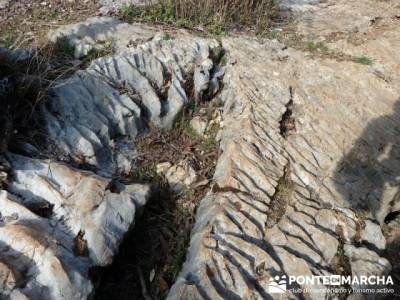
1 0 400 298
0 155 150 299
168 1 400 298
47 18 221 176
0 19 222 299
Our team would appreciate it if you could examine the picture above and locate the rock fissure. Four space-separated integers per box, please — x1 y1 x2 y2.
266 163 294 229
279 86 296 139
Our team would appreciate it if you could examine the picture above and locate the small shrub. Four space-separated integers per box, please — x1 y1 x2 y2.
51 38 75 60
163 32 172 40
353 55 373 65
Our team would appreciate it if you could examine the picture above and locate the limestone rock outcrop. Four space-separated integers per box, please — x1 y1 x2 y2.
46 26 220 175
0 154 150 299
168 1 400 299
1 21 222 299
1 0 400 298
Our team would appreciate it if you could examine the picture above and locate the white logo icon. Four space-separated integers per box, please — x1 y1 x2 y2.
268 275 287 294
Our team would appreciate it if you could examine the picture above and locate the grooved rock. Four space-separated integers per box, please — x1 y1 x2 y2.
1 0 400 298
168 1 400 298
0 22 223 299
45 31 220 175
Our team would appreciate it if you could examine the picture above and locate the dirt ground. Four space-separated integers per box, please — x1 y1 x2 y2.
0 0 99 48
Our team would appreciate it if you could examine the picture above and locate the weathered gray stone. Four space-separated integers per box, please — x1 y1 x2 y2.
0 154 150 299
48 17 157 58
0 0 9 9
2 0 400 297
99 0 153 15
45 32 220 175
194 58 213 101
344 245 391 290
193 58 225 102
0 19 224 299
360 220 386 251
168 1 400 298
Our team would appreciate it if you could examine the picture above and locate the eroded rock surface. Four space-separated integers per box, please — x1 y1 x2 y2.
0 154 150 299
168 1 400 299
45 29 220 175
0 21 222 299
1 0 400 298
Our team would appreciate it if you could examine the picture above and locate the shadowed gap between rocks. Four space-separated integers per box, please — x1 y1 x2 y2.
90 50 227 299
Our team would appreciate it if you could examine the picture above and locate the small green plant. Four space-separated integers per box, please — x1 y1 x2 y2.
142 3 170 23
52 38 75 59
85 42 113 61
175 18 193 28
185 122 201 141
206 21 226 36
120 4 137 18
306 41 330 54
353 55 373 65
210 46 227 66
200 124 219 152
163 32 172 40
346 36 353 44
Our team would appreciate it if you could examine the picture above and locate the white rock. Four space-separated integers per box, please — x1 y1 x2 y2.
156 162 172 175
0 0 9 9
44 25 220 175
0 154 150 299
164 161 197 193
190 116 208 136
360 220 386 250
168 2 400 296
344 245 391 290
194 58 213 101
48 17 157 58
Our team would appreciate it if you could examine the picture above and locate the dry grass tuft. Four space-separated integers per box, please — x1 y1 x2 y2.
121 0 281 34
0 38 103 155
